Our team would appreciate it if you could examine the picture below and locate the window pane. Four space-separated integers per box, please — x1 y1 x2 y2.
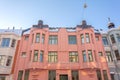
36 33 40 43
42 34 45 44
11 39 16 47
88 50 93 62
0 77 5 80
33 50 38 62
116 34 120 42
17 70 23 80
103 70 108 80
106 52 113 62
32 34 34 43
81 34 84 44
68 36 77 44
24 36 29 41
110 34 116 44
29 51 32 61
6 56 12 66
1 38 10 47
40 51 43 62
48 52 57 62
0 55 6 66
98 52 103 56
111 74 115 80
49 35 58 44
69 52 78 62
114 50 120 60
102 37 108 45
86 33 90 43
48 70 56 80
96 70 102 80
24 70 29 80
21 52 26 57
94 50 97 62
96 36 99 41
72 70 79 80
82 51 87 62
91 34 94 43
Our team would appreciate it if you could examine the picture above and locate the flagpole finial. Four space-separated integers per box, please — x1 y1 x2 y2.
84 3 87 8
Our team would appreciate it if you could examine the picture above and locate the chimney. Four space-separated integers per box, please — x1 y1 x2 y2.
81 20 87 25
38 20 43 26
13 26 15 30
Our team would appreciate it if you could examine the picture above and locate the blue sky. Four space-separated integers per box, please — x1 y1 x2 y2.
0 0 120 30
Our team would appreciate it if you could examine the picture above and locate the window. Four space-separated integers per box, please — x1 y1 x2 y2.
11 39 16 47
68 35 77 44
94 50 97 62
0 55 6 66
48 70 56 80
35 33 40 43
88 50 93 62
96 70 102 80
24 36 29 40
33 50 38 62
0 77 5 80
1 38 10 47
81 34 84 44
98 52 103 56
114 50 120 60
24 70 29 80
40 51 43 62
17 70 23 80
29 51 32 61
106 52 113 62
116 34 120 42
60 75 68 80
69 52 78 62
103 70 108 80
21 52 26 57
49 35 58 44
82 51 87 62
6 56 12 66
86 33 90 43
72 70 79 80
32 34 34 43
42 34 45 44
91 34 94 44
96 36 99 41
110 34 116 44
48 52 57 62
111 74 115 80
102 37 108 45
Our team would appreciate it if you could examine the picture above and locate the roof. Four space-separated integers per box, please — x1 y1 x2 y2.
0 29 23 36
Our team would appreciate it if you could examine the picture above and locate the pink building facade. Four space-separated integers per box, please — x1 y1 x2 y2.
14 20 111 80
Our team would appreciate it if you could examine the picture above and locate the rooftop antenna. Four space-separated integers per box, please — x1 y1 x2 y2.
82 0 87 20
108 17 111 22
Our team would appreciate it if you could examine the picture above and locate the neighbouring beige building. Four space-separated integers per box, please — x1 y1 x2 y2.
0 29 22 80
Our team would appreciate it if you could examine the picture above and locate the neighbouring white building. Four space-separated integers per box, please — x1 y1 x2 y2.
101 22 120 80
